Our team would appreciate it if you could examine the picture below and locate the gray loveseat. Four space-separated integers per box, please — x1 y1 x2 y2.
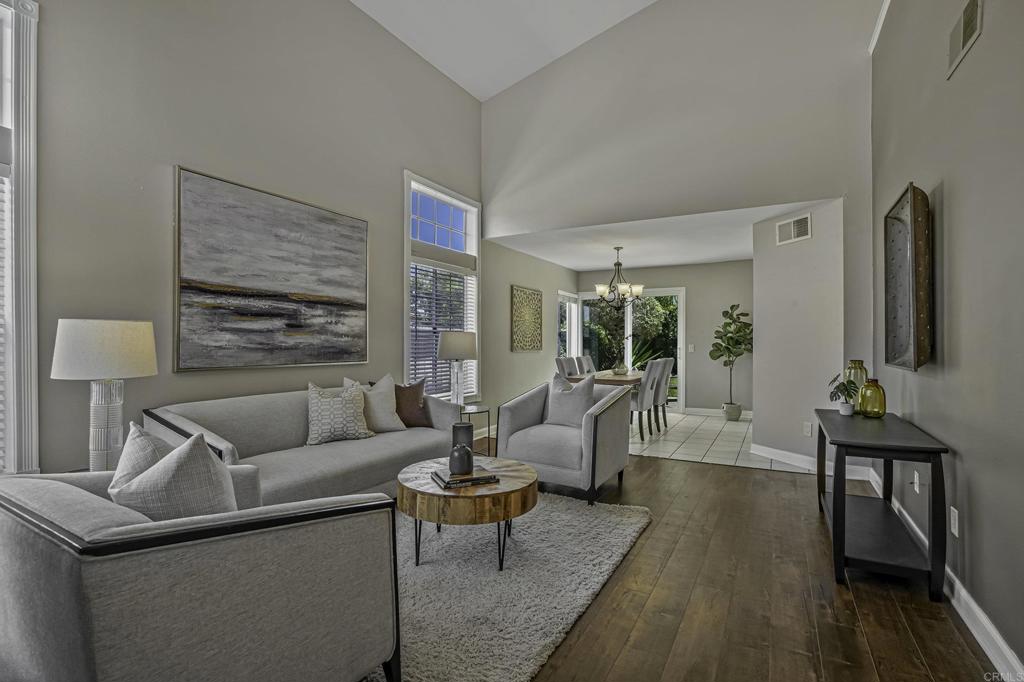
0 469 401 682
143 388 461 505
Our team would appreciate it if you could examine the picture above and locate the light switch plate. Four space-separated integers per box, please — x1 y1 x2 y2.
802 422 813 437
687 344 695 353
950 506 959 537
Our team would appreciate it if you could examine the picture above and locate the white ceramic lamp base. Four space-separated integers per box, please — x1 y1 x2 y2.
89 379 124 472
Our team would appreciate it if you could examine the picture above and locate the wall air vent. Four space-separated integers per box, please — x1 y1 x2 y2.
947 0 982 80
776 214 812 246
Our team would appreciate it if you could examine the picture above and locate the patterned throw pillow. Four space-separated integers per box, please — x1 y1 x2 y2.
109 423 238 521
307 383 375 445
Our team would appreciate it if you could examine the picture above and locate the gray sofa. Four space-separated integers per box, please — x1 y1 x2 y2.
143 388 461 505
496 383 631 503
0 469 401 682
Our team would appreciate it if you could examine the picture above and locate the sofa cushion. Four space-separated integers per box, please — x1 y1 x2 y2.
109 432 238 521
545 374 594 428
247 428 450 505
395 378 432 428
307 383 374 445
506 424 583 470
346 374 406 433
161 390 310 458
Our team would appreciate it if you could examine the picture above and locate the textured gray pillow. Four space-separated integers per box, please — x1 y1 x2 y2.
109 424 238 521
545 374 595 428
342 374 407 433
307 383 375 445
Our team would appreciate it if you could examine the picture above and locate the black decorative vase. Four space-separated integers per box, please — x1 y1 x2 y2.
449 422 475 475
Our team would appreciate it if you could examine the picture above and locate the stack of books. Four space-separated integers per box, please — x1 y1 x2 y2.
431 466 499 490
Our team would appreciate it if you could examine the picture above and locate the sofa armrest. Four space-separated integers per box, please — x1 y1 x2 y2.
496 384 549 457
424 395 460 435
582 386 631 493
143 408 240 464
16 466 262 511
71 494 399 681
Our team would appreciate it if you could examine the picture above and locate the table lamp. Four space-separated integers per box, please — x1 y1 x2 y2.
50 319 158 471
437 331 477 406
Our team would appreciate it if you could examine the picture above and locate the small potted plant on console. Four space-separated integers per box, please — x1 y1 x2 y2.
828 373 858 416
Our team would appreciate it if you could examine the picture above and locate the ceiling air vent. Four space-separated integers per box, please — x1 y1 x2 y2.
776 214 812 246
947 0 982 79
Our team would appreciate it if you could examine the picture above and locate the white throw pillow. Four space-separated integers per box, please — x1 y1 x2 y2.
545 374 595 428
342 374 407 433
307 383 375 444
109 424 238 521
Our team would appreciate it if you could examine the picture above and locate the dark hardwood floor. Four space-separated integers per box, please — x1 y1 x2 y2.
474 441 994 682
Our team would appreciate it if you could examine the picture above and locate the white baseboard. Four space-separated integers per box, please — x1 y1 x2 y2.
683 407 753 419
473 425 497 440
749 443 873 480
867 470 1023 678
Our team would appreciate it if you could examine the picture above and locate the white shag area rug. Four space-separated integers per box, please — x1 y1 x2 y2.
365 493 650 682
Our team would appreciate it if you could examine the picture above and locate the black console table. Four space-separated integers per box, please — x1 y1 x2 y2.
815 409 949 601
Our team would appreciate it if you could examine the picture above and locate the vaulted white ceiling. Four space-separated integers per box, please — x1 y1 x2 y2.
491 201 831 271
348 0 662 100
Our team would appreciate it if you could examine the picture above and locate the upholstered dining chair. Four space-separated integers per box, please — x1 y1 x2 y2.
630 364 660 441
581 355 597 373
651 358 675 432
555 357 572 377
572 356 588 374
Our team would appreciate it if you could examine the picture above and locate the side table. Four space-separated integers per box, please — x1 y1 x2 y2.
460 404 492 456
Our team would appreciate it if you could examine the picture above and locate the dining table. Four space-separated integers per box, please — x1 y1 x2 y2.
566 369 643 386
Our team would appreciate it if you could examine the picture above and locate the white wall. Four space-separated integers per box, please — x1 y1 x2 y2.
752 200 843 456
481 0 879 371
577 260 753 411
37 0 481 472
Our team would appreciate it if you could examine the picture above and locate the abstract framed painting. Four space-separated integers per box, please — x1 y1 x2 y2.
174 167 368 371
510 285 543 352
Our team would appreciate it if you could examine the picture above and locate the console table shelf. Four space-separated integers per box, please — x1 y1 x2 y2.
815 409 949 601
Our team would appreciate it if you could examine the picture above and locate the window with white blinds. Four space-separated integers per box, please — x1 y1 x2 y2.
404 171 481 401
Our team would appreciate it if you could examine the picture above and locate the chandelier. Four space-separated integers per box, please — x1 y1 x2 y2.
595 247 644 310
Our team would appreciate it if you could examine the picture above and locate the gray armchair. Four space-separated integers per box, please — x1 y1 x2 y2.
496 382 631 504
0 471 402 682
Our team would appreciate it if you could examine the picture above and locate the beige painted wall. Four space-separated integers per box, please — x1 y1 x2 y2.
481 0 878 378
752 200 844 457
477 241 578 416
577 260 753 411
37 0 481 472
873 0 1024 658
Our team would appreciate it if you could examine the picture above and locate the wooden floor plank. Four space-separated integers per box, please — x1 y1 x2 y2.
515 451 994 682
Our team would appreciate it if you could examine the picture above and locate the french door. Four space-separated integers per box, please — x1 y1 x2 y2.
578 287 685 411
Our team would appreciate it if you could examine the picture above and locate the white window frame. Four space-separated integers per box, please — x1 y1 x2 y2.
402 170 482 403
0 0 37 474
557 290 580 357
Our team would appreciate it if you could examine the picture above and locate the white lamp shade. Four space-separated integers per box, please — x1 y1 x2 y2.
437 331 477 361
51 319 158 380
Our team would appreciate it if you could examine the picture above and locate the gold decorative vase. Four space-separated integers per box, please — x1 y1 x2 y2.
857 378 886 419
844 360 868 413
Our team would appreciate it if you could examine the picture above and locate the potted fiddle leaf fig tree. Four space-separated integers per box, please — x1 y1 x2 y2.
828 373 858 416
709 304 753 421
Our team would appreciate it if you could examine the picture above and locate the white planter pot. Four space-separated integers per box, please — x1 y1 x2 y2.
722 403 742 421
838 402 855 416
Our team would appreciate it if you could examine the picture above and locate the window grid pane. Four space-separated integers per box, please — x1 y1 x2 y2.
411 193 467 254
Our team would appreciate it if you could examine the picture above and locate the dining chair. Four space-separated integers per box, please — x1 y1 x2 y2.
555 357 572 377
651 358 675 432
581 355 597 373
629 364 659 441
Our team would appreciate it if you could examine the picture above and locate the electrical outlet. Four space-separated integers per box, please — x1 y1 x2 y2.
950 506 959 538
913 470 920 494
687 344 695 353
802 422 813 437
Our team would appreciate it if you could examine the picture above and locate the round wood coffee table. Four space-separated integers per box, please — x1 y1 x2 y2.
396 457 538 571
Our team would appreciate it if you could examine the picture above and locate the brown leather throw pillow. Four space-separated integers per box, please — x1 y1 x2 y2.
395 378 433 428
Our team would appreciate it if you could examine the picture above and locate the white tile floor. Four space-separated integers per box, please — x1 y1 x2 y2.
630 411 812 473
